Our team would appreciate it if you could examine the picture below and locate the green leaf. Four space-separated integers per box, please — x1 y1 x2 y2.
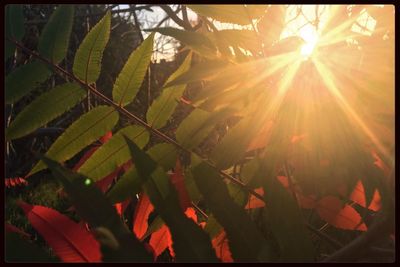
6 232 58 262
211 115 266 170
141 216 165 241
29 105 119 176
262 170 315 262
73 11 110 83
153 27 217 58
146 143 178 170
176 108 232 150
78 125 149 181
5 61 51 104
203 214 223 239
191 162 275 262
107 168 141 204
107 143 177 204
5 4 25 60
112 32 154 107
214 29 261 53
163 59 228 88
38 5 74 64
146 52 192 129
124 138 219 262
187 5 263 26
6 83 86 140
40 156 152 262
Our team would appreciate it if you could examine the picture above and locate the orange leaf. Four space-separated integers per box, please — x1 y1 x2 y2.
349 180 381 212
170 159 191 211
17 201 102 262
72 146 99 171
371 150 391 177
133 193 154 239
212 230 233 262
5 177 28 188
149 224 173 259
316 196 367 231
245 187 265 209
184 207 198 222
99 131 113 144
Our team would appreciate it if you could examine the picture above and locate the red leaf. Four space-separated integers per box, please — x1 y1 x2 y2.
316 196 367 231
17 201 102 262
212 230 233 262
184 207 198 222
349 180 381 212
5 222 31 239
149 224 173 259
95 160 132 193
245 187 265 209
5 177 28 188
371 150 390 177
99 131 113 144
73 132 113 171
133 193 154 239
148 208 197 260
170 159 191 211
115 198 131 217
72 146 99 171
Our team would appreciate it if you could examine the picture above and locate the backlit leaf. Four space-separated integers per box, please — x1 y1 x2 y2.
187 5 260 25
133 193 155 239
107 143 177 204
262 172 315 261
316 196 367 231
349 180 381 212
176 108 232 150
212 230 233 262
146 52 192 129
192 162 274 262
40 156 152 262
29 106 119 176
124 138 219 262
78 125 149 181
38 5 74 64
17 201 102 263
5 61 51 104
73 11 110 83
6 83 86 140
154 27 216 58
112 33 154 107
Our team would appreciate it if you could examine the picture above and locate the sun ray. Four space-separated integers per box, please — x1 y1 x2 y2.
312 58 393 164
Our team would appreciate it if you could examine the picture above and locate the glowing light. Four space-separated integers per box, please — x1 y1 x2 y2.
84 178 92 186
299 26 319 57
300 42 316 57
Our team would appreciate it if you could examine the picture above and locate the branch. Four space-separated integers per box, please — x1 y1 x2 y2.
8 37 263 203
159 5 193 31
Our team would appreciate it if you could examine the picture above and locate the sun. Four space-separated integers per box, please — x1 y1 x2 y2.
299 26 319 58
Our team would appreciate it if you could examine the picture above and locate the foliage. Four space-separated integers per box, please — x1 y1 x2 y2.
5 4 394 263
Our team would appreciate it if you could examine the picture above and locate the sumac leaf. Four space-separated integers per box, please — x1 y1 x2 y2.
17 201 102 263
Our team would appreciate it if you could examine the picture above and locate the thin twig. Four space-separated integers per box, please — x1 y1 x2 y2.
159 5 193 31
